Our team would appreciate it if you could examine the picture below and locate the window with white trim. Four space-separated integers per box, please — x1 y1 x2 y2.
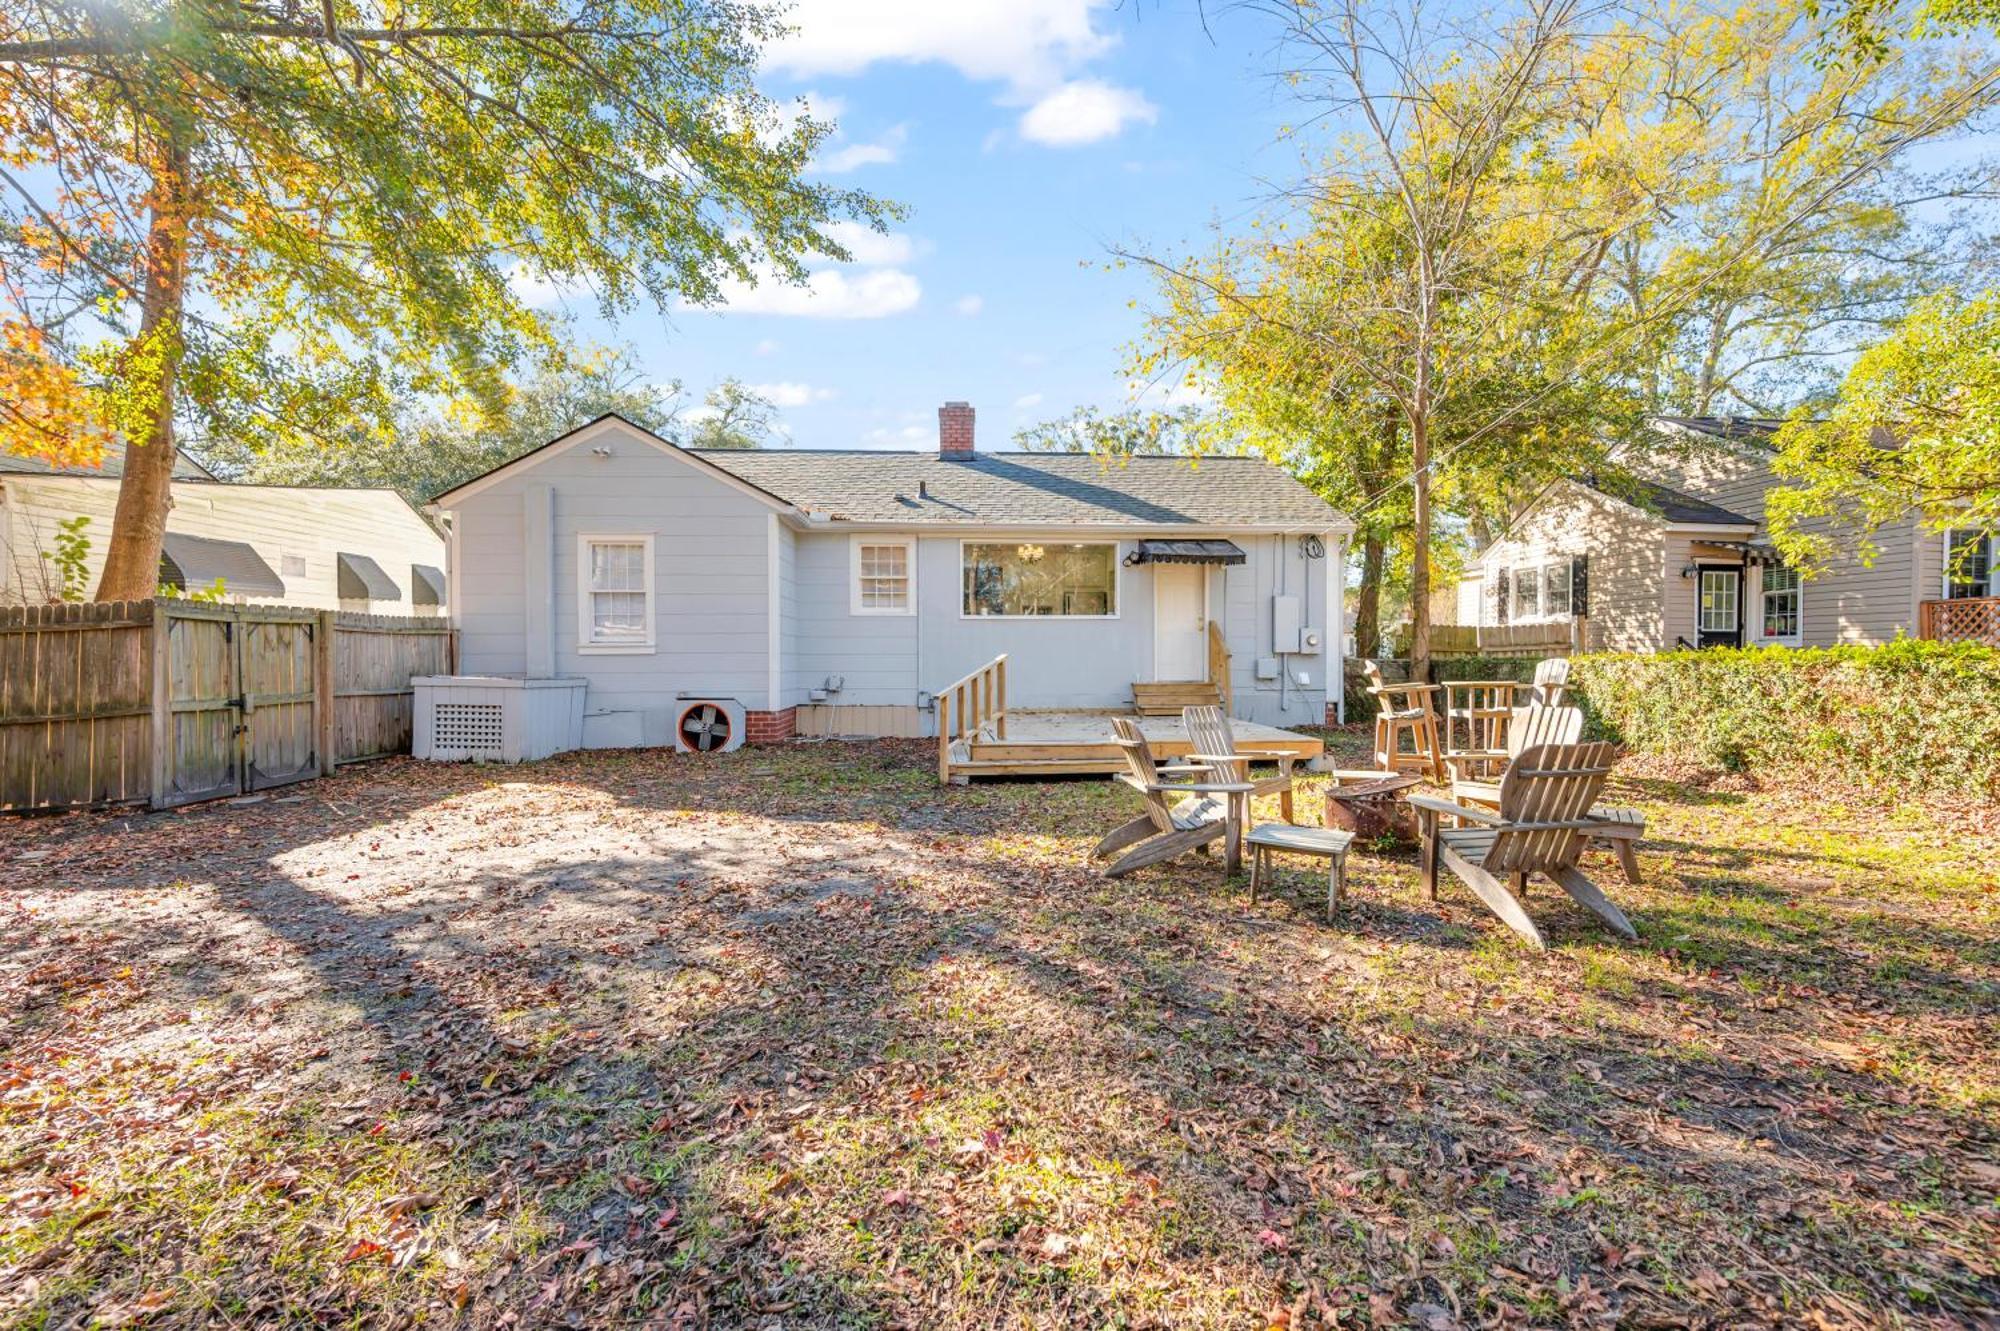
851 537 914 614
1758 564 1801 643
1512 564 1541 619
578 535 654 651
962 542 1118 617
1945 529 1993 599
1544 561 1572 617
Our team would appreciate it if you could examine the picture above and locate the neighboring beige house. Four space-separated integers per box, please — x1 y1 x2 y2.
1 443 447 613
1460 417 1986 651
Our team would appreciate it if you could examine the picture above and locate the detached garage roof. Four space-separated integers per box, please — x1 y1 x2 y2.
159 532 285 597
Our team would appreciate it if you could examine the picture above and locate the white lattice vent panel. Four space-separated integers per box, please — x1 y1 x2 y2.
432 702 504 758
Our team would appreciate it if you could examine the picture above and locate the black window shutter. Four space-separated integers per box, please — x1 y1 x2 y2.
1495 567 1510 624
1571 555 1589 618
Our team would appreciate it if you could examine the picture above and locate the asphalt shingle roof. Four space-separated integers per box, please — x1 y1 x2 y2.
689 449 1346 529
1591 475 1756 527
1653 416 1785 442
0 441 213 480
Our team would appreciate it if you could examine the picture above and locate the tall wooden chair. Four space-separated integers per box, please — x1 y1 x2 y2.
1182 704 1297 823
1363 660 1444 780
1408 741 1638 950
1449 706 1645 884
1092 717 1254 877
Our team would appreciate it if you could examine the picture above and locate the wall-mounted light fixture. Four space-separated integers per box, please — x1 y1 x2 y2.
590 445 613 458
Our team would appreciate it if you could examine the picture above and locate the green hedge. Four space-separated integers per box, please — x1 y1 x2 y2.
1568 640 2000 800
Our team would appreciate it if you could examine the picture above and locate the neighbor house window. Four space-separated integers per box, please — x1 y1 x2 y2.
1945 529 1993 599
1544 561 1572 617
852 537 914 615
962 542 1118 617
1512 565 1541 619
577 534 654 651
1759 565 1801 642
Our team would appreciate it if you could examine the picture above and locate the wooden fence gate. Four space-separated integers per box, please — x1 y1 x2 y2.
2 599 454 813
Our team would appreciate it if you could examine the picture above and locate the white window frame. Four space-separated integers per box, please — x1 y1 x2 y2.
1753 563 1803 646
576 533 656 654
1511 564 1541 620
958 539 1122 620
1543 559 1573 619
1943 529 1994 599
850 535 916 616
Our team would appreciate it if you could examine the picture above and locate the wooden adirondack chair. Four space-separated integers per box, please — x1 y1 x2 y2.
1182 704 1297 823
1445 704 1583 785
1527 657 1571 706
1408 741 1638 950
1092 717 1255 877
1449 706 1646 884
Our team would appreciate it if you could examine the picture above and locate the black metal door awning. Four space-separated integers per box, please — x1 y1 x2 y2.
337 552 401 601
158 532 285 598
1126 539 1247 567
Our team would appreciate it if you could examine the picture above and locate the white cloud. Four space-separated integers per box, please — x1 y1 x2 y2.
701 265 922 319
814 123 909 173
507 265 587 309
822 221 920 266
768 0 1115 92
1013 392 1044 410
954 294 985 317
749 381 836 408
863 423 933 449
753 338 780 357
1018 80 1158 146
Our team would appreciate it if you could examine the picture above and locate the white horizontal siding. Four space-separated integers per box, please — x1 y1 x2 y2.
1480 481 1665 651
1 476 444 613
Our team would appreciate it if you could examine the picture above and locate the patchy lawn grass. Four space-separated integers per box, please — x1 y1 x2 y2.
2 734 1994 1328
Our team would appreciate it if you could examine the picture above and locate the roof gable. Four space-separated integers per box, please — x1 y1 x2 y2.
428 414 800 513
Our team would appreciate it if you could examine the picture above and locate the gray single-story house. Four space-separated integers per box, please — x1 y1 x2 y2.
429 403 1352 748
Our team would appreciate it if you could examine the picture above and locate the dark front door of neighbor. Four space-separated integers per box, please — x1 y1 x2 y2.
1696 565 1744 648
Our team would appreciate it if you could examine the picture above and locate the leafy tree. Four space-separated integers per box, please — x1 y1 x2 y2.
197 348 685 507
0 0 889 597
687 377 778 450
1012 405 1213 456
1767 288 2000 573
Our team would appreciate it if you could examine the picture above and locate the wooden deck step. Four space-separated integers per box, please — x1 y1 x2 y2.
948 756 1123 782
1131 680 1222 715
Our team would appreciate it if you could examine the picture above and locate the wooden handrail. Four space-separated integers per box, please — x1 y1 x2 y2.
936 653 1008 783
1206 619 1231 712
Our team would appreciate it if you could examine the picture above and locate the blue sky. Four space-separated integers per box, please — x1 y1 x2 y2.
520 1 1301 450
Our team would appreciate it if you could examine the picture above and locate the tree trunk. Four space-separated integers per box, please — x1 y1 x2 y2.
95 137 191 601
1409 414 1432 683
1354 533 1385 659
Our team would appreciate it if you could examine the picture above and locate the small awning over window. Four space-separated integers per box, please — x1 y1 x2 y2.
410 563 447 607
337 552 400 601
1126 539 1247 567
1698 541 1785 566
158 532 285 598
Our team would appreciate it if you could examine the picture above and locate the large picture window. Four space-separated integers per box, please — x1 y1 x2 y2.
962 542 1118 617
577 534 654 651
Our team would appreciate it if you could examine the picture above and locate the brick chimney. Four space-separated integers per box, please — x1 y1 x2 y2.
939 401 975 458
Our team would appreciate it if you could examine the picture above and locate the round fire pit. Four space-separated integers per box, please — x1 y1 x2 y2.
1324 772 1422 845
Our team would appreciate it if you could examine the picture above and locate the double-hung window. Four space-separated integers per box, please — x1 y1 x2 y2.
1945 529 1994 599
1758 565 1801 643
578 534 654 651
852 537 915 614
1544 561 1572 617
1512 565 1541 619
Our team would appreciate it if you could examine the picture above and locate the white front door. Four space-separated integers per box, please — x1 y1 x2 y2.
1153 564 1208 681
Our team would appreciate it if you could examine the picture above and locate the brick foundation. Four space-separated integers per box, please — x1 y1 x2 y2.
744 707 798 745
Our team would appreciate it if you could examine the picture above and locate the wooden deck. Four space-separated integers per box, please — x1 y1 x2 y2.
947 709 1323 782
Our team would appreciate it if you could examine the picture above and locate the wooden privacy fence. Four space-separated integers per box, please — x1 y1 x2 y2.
1 599 455 813
1428 619 1587 658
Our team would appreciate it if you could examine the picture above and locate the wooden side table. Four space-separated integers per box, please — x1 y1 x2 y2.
1247 823 1357 920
